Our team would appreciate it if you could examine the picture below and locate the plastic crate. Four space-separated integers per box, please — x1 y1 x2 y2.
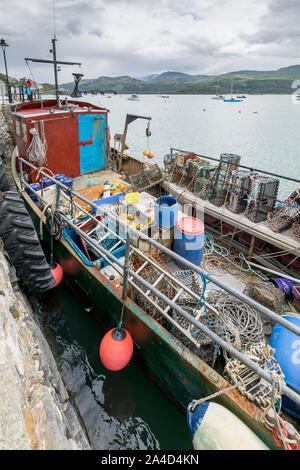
91 192 124 213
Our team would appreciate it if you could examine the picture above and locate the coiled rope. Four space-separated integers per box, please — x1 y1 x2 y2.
203 233 269 280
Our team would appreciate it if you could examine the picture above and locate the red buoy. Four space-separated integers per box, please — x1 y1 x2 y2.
100 327 133 371
49 262 63 288
147 152 154 159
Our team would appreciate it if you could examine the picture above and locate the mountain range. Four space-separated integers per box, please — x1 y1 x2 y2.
57 64 300 94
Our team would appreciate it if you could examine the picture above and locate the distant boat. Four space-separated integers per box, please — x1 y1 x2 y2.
224 97 242 102
161 95 169 99
212 81 225 100
224 80 242 102
128 94 140 101
237 94 247 99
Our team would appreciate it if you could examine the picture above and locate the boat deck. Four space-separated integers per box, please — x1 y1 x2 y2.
163 180 300 255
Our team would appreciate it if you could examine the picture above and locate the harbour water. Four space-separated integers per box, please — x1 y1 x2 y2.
35 283 193 450
84 93 300 199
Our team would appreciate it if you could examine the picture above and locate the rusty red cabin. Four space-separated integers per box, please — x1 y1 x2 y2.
11 99 110 180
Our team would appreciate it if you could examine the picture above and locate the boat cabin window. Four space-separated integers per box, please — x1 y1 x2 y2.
22 122 27 143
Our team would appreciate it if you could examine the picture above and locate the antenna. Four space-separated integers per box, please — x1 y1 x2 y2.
53 0 56 39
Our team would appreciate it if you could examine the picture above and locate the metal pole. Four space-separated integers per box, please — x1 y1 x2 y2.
2 47 12 103
122 235 131 301
52 38 60 107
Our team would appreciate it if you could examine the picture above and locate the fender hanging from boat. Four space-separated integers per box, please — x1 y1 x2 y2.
187 401 269 450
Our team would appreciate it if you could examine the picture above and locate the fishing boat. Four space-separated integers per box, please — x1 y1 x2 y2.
7 94 300 450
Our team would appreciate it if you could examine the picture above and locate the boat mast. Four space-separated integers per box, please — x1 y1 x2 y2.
52 37 59 106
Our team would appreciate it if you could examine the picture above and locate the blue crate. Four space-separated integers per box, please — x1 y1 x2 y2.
91 192 124 213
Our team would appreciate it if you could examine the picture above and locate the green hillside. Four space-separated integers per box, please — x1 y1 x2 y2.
60 64 300 94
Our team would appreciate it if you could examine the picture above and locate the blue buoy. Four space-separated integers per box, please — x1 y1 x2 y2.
269 315 300 418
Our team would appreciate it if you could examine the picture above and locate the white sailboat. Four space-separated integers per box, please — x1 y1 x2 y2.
212 81 225 100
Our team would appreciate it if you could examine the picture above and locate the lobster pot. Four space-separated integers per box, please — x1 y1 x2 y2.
210 153 241 206
186 158 207 181
292 220 300 241
267 188 300 233
172 153 198 186
193 164 217 200
26 183 41 203
270 315 300 418
174 217 205 270
226 170 257 213
245 175 279 223
155 196 178 229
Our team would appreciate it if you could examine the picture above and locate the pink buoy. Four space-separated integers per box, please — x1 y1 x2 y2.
100 327 133 371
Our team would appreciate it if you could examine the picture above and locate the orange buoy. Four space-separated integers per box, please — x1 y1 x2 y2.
147 152 154 159
49 262 63 288
100 327 133 371
143 150 149 156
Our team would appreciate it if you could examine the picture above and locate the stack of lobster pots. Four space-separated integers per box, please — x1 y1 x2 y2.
244 174 279 223
226 170 258 214
267 187 300 233
209 153 241 206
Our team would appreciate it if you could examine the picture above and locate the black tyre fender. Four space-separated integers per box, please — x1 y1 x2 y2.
0 159 10 192
0 191 55 295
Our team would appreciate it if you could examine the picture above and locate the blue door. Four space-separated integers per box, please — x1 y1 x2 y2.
78 113 107 174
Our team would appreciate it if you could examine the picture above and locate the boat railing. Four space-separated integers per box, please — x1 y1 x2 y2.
170 147 300 185
16 156 300 408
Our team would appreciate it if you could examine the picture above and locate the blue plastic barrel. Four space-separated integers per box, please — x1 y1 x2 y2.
269 315 300 418
155 196 178 229
26 183 41 203
42 177 54 188
61 176 73 190
173 217 205 270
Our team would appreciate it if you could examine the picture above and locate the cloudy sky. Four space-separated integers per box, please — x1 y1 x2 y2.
1 0 300 83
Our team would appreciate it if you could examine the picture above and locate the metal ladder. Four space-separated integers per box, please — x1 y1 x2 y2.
128 247 219 349
66 205 219 349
